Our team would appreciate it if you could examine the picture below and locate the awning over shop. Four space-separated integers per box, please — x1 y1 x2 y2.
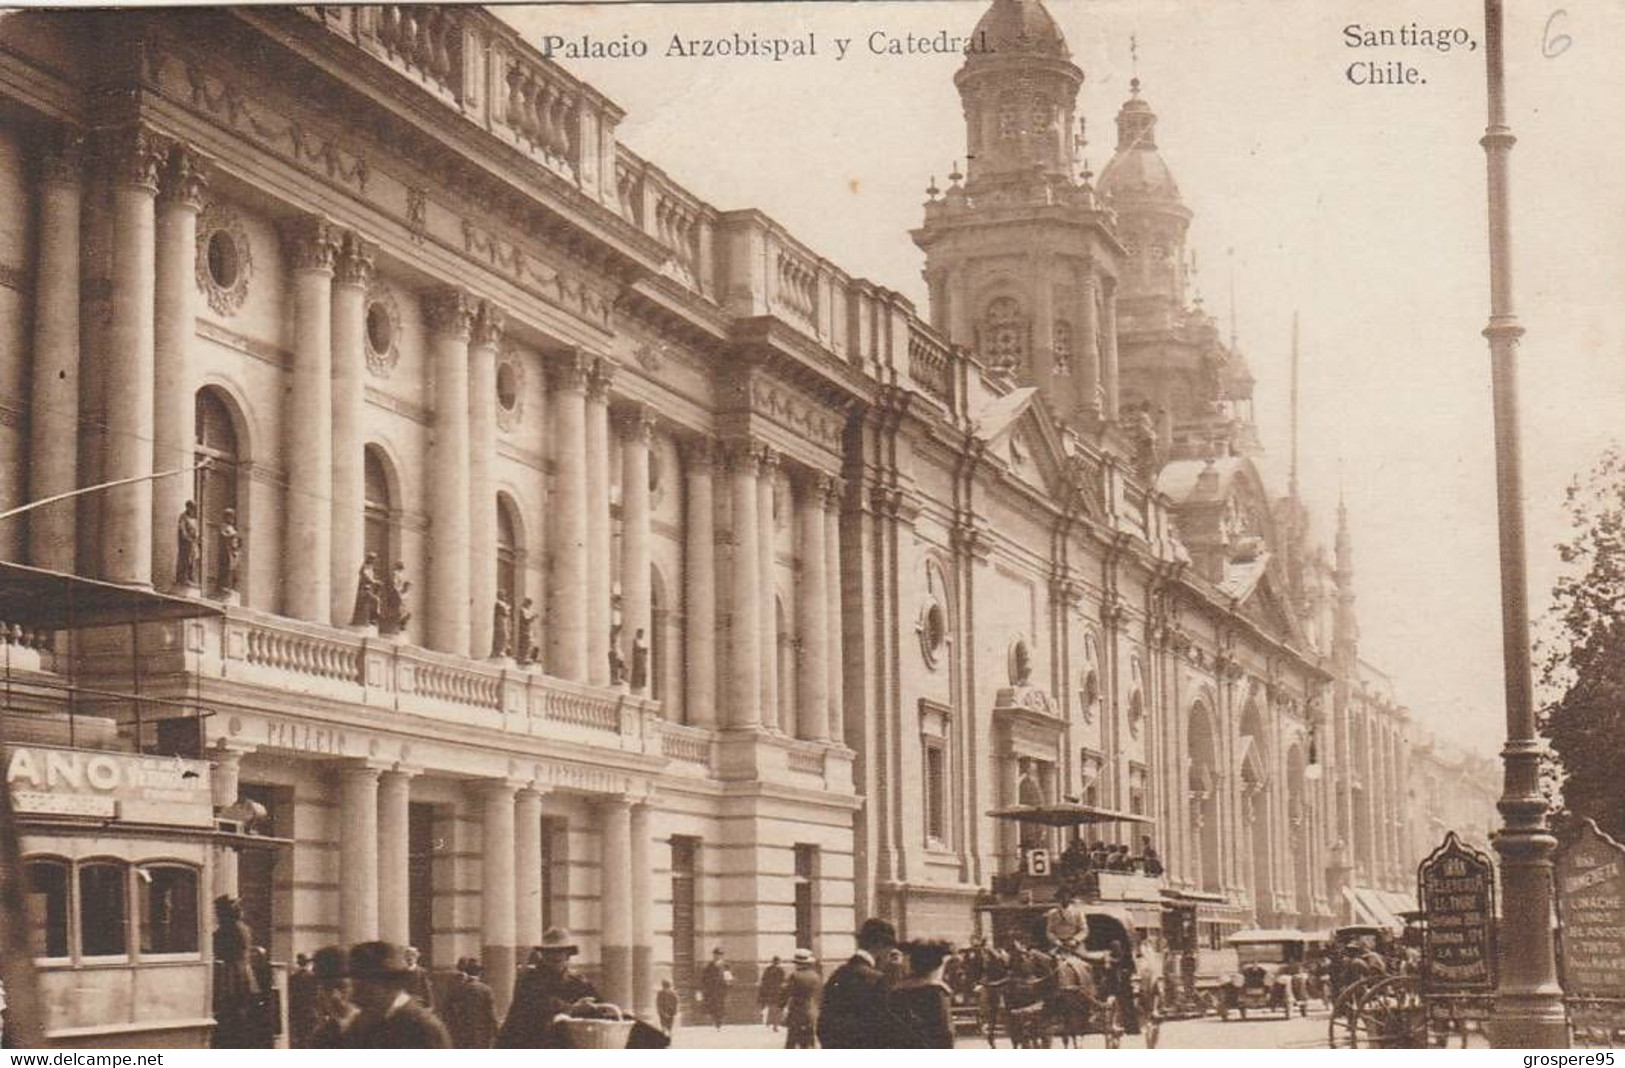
1342 886 1417 931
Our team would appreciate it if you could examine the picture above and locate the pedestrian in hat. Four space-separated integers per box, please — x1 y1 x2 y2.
211 895 269 1048
341 941 451 1049
892 941 955 1049
402 945 435 1011
783 949 821 1049
758 954 787 1031
307 946 358 1049
288 953 318 1048
699 946 733 1029
817 918 912 1048
443 957 498 1049
496 927 600 1048
656 978 679 1034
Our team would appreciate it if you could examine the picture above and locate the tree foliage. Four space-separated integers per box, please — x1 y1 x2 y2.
1537 444 1625 843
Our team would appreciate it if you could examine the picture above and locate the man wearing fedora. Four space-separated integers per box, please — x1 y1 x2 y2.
307 946 357 1049
496 927 600 1048
818 918 912 1048
783 948 822 1049
699 946 733 1029
443 957 498 1049
342 941 451 1048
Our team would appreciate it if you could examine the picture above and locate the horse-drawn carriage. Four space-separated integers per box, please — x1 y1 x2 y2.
1325 921 1430 1048
966 803 1199 1048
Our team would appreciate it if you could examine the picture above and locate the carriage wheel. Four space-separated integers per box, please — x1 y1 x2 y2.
1327 980 1374 1049
1352 977 1427 1049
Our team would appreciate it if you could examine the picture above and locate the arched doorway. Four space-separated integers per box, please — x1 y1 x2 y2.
1188 703 1221 893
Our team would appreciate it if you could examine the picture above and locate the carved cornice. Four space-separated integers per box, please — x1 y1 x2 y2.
333 231 377 289
471 299 507 349
158 144 210 210
280 214 339 272
421 285 476 339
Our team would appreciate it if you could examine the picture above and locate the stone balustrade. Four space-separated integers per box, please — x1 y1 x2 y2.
907 320 955 407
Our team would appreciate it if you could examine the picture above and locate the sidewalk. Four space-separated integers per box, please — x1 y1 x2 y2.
670 1023 785 1049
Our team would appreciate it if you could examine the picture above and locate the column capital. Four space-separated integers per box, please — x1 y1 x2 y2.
35 126 86 187
158 144 210 211
280 214 340 273
822 474 847 513
422 285 476 339
597 793 636 813
618 404 658 445
472 299 507 349
680 435 717 472
517 783 552 802
333 230 377 289
550 348 594 393
380 764 424 781
337 759 386 783
103 124 170 193
586 356 617 403
472 776 526 801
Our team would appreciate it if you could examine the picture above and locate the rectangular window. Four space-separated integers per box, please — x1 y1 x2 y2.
79 862 128 958
25 860 70 960
924 742 947 844
138 864 200 955
793 844 818 954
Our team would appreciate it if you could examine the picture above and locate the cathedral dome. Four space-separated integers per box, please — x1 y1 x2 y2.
1098 80 1183 204
969 0 1070 60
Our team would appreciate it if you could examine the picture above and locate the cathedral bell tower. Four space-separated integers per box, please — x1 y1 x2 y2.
913 0 1124 429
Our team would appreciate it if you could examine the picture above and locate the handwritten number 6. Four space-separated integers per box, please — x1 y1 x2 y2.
1544 9 1572 58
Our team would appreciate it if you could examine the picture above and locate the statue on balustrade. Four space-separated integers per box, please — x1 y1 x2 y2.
492 594 512 659
630 627 649 691
217 508 242 595
351 552 381 628
608 622 627 686
176 500 202 588
517 597 539 666
381 561 412 635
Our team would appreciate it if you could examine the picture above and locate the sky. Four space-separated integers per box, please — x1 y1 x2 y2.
500 0 1625 754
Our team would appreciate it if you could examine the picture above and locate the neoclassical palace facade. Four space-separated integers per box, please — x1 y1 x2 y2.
0 0 1493 1034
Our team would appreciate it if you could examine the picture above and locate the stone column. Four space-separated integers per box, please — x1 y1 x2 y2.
726 444 760 728
599 796 634 1008
339 764 381 945
515 787 546 953
28 131 84 573
1101 277 1121 422
585 362 613 685
682 440 717 726
469 301 505 658
424 287 475 656
280 215 338 620
757 449 780 730
377 768 415 945
1077 275 1101 423
796 473 829 741
824 479 845 742
480 780 518 1013
100 127 167 586
330 233 373 623
152 147 208 591
549 354 590 680
210 745 245 900
621 408 654 695
630 801 654 1017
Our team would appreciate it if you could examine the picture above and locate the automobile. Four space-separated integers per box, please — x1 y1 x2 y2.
1216 929 1314 1020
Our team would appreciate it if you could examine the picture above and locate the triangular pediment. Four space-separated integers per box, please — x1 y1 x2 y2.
1237 567 1306 647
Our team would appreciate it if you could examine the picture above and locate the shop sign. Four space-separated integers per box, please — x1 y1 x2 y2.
6 745 213 827
1418 830 1496 993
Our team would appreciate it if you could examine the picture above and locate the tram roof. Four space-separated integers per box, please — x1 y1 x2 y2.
0 561 224 630
986 802 1155 827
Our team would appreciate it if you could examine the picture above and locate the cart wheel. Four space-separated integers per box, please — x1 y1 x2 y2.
1327 980 1373 1049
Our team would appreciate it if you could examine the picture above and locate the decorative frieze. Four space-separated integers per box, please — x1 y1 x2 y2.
460 217 614 330
746 377 843 450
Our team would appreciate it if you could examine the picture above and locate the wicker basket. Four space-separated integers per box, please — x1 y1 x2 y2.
557 1015 635 1049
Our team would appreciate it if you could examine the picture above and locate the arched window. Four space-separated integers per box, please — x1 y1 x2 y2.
364 446 394 568
137 863 200 955
24 858 69 959
194 388 240 593
983 297 1025 371
79 860 128 958
496 496 520 611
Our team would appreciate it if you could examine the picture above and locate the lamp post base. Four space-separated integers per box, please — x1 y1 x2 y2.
1485 998 1570 1049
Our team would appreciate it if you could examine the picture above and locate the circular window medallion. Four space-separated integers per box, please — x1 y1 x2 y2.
194 203 253 317
365 284 401 378
918 599 947 670
495 354 525 431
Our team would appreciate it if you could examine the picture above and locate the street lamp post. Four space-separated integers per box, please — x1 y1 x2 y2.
1480 0 1568 1048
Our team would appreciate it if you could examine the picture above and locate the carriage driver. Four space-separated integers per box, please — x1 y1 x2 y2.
1044 886 1090 953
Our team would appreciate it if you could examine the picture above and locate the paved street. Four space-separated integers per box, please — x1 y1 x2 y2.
672 1009 1334 1049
